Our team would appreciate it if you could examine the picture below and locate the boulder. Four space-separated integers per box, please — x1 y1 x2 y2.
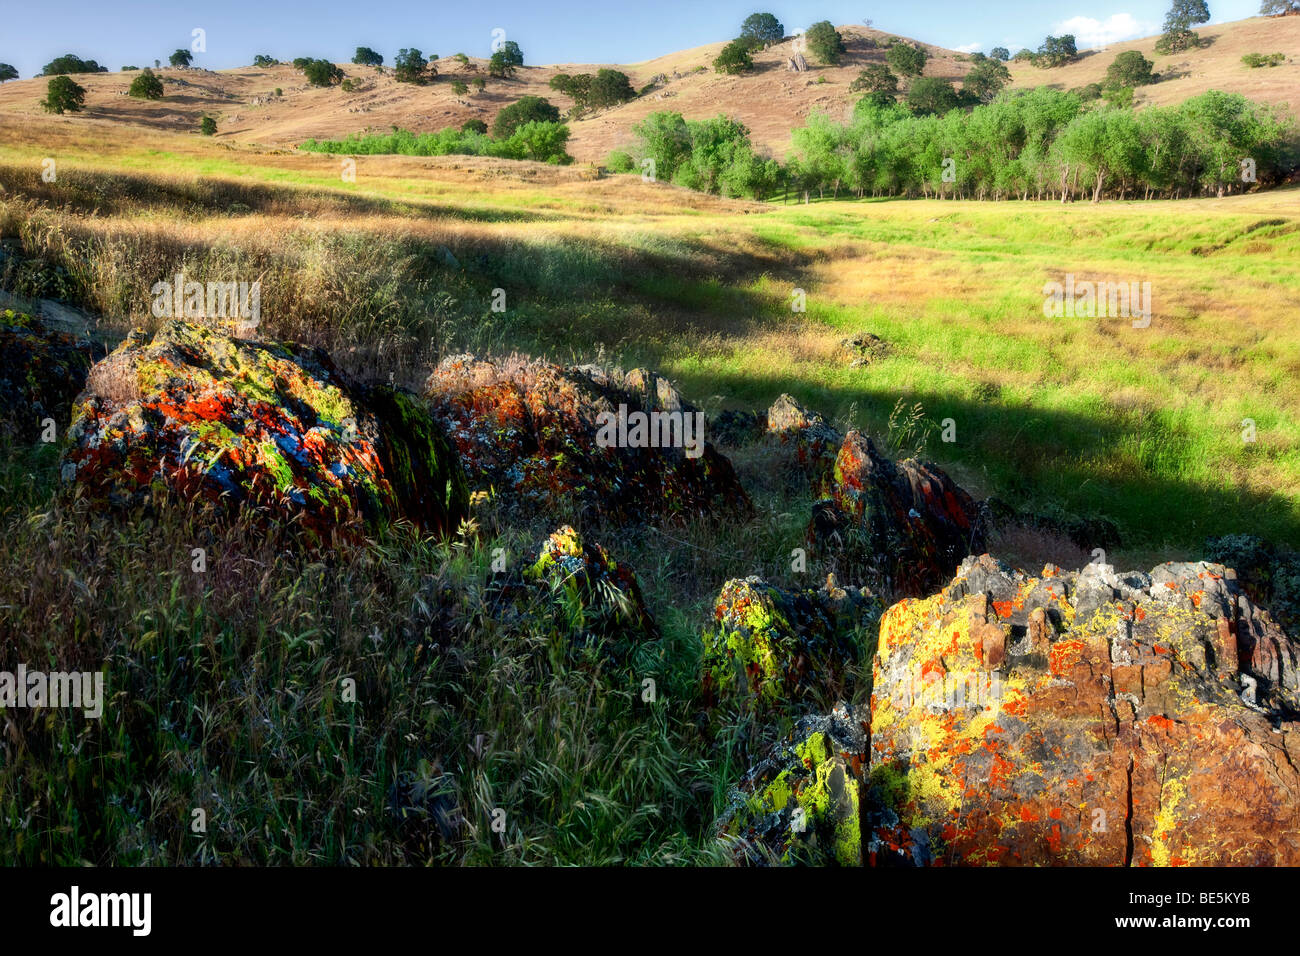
62 320 467 538
810 430 983 598
523 524 654 652
765 393 842 490
717 703 867 865
701 574 882 714
424 354 750 524
867 554 1300 866
0 310 100 443
837 332 892 367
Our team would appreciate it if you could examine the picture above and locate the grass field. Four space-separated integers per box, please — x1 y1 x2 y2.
2 119 1298 863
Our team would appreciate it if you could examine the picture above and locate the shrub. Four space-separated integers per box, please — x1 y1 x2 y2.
605 150 635 172
805 21 846 65
41 75 86 113
128 68 164 99
200 116 217 135
850 64 898 104
472 77 486 92
460 119 487 134
906 76 960 115
274 87 282 96
341 78 356 92
714 39 754 75
886 42 928 77
303 59 343 87
491 95 560 138
451 80 468 95
41 54 107 75
1242 52 1286 67
1106 50 1156 87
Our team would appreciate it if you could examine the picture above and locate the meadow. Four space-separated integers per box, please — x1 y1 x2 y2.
1 117 1298 863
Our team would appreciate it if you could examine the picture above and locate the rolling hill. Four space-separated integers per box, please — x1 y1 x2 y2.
0 16 1296 164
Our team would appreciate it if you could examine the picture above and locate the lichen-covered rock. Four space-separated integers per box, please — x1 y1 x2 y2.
810 430 983 599
0 310 100 443
702 575 882 713
62 320 468 538
1203 533 1300 639
867 554 1300 866
838 332 892 368
424 354 749 524
717 704 867 865
764 394 842 490
522 524 654 649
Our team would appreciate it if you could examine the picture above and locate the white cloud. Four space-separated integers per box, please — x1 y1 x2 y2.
954 42 983 53
1054 13 1157 48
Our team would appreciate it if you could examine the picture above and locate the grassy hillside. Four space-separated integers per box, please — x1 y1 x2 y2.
0 16 1296 163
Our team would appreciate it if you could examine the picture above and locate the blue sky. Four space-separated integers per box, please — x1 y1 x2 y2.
0 0 1264 78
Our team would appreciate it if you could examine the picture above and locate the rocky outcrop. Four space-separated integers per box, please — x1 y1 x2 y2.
424 354 749 524
701 574 882 714
62 320 468 538
0 310 100 443
867 554 1300 866
717 703 867 865
1204 533 1300 639
811 430 983 599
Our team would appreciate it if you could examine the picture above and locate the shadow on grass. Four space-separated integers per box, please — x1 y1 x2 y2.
0 163 562 224
687 367 1300 556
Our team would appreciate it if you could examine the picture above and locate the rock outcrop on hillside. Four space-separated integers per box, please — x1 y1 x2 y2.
868 555 1300 866
424 354 750 524
62 320 468 537
701 575 882 715
0 310 100 443
811 430 984 598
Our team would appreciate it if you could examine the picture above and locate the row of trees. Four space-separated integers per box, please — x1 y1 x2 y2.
614 86 1294 204
300 118 571 164
787 88 1294 201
